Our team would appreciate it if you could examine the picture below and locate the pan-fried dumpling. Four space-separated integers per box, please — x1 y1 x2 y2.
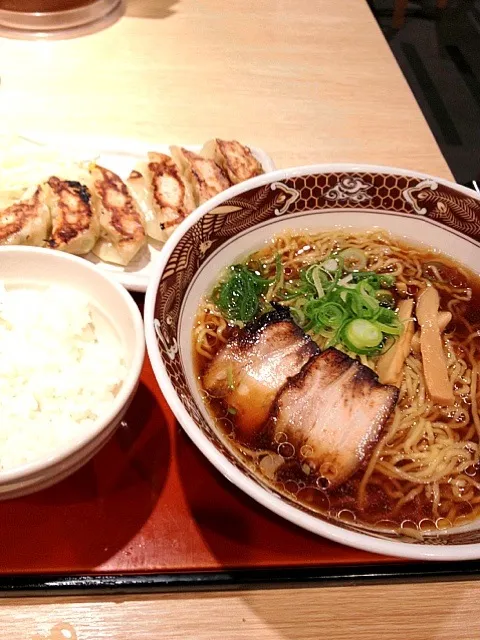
127 152 196 242
42 177 99 255
90 164 146 266
170 146 231 205
0 187 50 247
201 139 263 184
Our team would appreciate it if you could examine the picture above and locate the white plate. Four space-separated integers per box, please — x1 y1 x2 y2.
16 133 276 292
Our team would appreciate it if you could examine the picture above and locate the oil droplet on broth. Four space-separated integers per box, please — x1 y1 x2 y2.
296 486 331 512
337 509 356 523
277 442 295 459
419 518 437 532
435 517 453 530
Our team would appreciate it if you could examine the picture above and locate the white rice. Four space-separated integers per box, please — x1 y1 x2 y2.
0 283 127 471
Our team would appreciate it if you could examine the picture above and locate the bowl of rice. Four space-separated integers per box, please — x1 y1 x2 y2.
0 246 145 499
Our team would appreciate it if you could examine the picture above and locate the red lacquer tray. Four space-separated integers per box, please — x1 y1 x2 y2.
3 312 476 593
0 353 399 574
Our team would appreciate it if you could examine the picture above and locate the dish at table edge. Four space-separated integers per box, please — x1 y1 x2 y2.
145 163 480 561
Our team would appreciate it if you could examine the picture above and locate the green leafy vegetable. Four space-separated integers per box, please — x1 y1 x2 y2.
212 265 271 323
211 248 403 356
213 255 285 323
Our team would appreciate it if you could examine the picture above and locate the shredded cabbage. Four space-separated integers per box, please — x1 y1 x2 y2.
0 134 95 192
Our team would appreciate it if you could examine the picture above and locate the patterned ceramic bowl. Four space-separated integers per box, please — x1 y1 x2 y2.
145 164 480 561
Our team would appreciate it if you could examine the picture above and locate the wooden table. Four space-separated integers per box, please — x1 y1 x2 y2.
2 581 480 639
0 0 449 174
0 1 462 638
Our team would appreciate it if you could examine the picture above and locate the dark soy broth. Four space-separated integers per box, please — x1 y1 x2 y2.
194 234 480 535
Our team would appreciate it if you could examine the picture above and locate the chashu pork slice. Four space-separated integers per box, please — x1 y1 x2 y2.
269 348 399 489
90 165 146 266
203 305 319 440
170 146 231 206
201 139 264 184
43 177 99 255
0 187 50 247
127 152 196 242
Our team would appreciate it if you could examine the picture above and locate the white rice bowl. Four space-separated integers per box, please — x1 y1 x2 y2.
0 283 127 471
0 246 144 498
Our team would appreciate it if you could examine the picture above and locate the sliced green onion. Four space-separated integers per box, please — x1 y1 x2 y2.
311 266 325 298
290 306 306 325
351 271 395 289
316 302 345 327
338 274 354 287
305 300 345 330
227 406 237 415
322 258 339 273
274 253 283 285
211 245 401 358
357 280 377 298
349 290 379 319
351 271 377 286
376 289 395 308
339 248 367 272
343 319 383 351
305 264 329 283
377 308 398 324
374 321 402 336
379 274 395 288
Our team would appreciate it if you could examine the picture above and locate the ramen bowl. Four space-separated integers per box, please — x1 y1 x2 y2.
145 164 480 561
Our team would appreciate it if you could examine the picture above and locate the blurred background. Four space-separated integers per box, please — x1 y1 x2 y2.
368 0 480 184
